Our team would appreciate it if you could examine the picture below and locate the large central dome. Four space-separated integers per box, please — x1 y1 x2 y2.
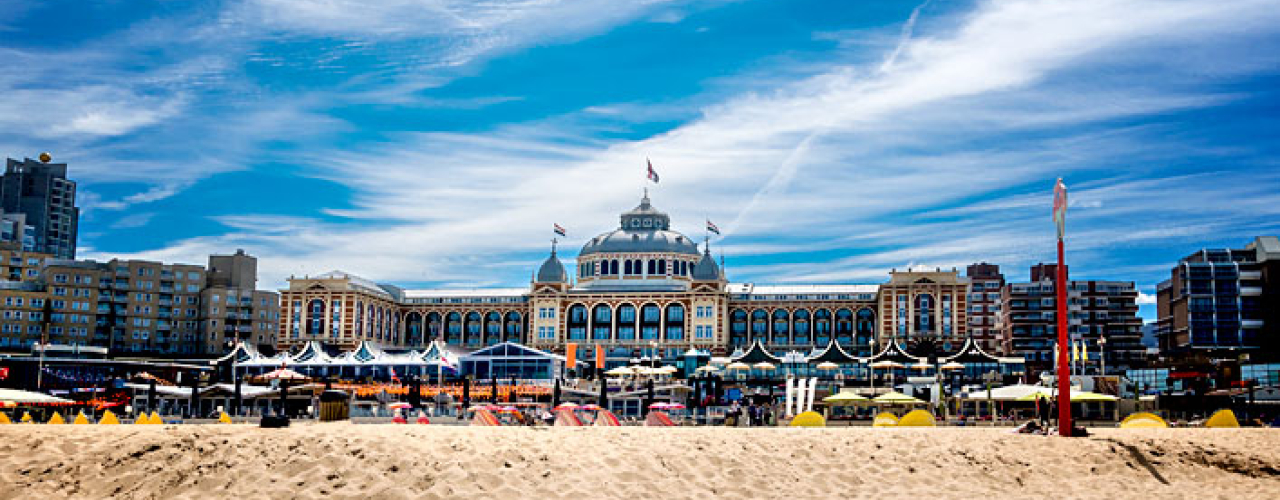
579 193 700 256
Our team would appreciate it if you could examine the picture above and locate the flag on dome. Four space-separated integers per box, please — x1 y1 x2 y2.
706 219 721 235
554 224 567 237
647 158 660 183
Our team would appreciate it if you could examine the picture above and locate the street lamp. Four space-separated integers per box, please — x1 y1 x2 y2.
1098 335 1107 376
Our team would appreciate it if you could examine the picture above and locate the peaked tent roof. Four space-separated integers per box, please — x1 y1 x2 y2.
868 340 923 365
730 339 782 364
807 341 863 364
941 336 1004 364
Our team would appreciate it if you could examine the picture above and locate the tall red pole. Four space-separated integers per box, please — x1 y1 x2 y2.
1056 238 1072 436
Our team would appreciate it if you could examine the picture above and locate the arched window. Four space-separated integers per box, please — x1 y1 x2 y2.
592 304 612 340
640 304 661 340
914 294 934 334
567 305 588 340
772 309 790 343
485 312 502 345
624 260 633 275
856 308 876 356
426 312 441 341
406 312 423 345
793 309 811 344
664 304 684 340
465 312 482 346
751 310 768 340
617 304 637 340
835 309 853 345
611 260 619 275
504 312 523 342
730 309 748 346
647 260 657 275
446 312 462 344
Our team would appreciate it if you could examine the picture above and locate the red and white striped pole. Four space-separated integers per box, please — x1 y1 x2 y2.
1053 178 1072 436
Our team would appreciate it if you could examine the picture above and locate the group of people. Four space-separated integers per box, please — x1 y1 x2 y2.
725 401 775 427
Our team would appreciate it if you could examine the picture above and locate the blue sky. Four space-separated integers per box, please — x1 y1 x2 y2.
3 0 1280 322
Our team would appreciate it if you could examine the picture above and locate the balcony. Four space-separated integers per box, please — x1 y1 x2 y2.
1241 287 1263 296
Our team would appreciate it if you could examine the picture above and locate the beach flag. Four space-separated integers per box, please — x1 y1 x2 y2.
647 158 660 183
554 223 567 238
438 350 458 372
1052 177 1068 240
706 219 720 235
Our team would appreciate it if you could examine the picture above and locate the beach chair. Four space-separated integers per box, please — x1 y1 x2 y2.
594 410 622 427
470 409 503 426
554 408 584 426
644 411 677 427
872 412 899 427
1205 409 1239 428
897 409 936 427
1120 412 1168 429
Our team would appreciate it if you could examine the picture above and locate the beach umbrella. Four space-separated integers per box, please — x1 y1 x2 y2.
260 367 309 381
815 362 839 371
554 402 579 410
1014 389 1056 402
500 406 519 413
388 402 413 410
872 391 925 405
648 402 671 409
580 404 603 411
605 366 633 377
823 392 869 404
1069 391 1119 402
695 365 720 373
940 362 966 371
870 361 903 370
910 362 932 371
654 366 678 374
726 362 750 371
753 362 776 370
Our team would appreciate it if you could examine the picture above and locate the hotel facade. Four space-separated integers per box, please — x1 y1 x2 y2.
279 195 977 365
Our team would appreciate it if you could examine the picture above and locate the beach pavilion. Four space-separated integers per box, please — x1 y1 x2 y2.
217 340 458 382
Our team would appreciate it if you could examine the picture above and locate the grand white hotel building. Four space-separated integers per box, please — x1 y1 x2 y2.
278 194 973 363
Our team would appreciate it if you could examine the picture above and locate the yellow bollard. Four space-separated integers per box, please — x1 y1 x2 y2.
0 412 11 424
148 411 164 425
218 412 232 424
47 411 66 425
133 412 149 425
99 410 120 425
73 411 90 425
21 412 33 423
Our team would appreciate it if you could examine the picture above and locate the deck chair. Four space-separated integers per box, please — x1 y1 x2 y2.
554 408 584 426
594 410 622 427
644 411 676 427
470 409 503 426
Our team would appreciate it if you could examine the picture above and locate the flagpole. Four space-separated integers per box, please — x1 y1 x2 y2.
1056 217 1072 437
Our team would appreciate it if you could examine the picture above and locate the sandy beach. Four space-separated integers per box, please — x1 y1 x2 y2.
1 426 1277 500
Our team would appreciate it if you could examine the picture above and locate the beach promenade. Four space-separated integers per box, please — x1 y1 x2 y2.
1 426 1277 499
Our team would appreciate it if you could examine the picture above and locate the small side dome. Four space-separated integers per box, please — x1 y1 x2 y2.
692 247 721 281
536 251 567 283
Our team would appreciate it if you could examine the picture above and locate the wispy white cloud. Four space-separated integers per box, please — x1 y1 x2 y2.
97 0 1280 296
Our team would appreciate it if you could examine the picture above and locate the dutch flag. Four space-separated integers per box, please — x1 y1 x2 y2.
647 158 660 183
554 224 567 237
706 219 721 235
